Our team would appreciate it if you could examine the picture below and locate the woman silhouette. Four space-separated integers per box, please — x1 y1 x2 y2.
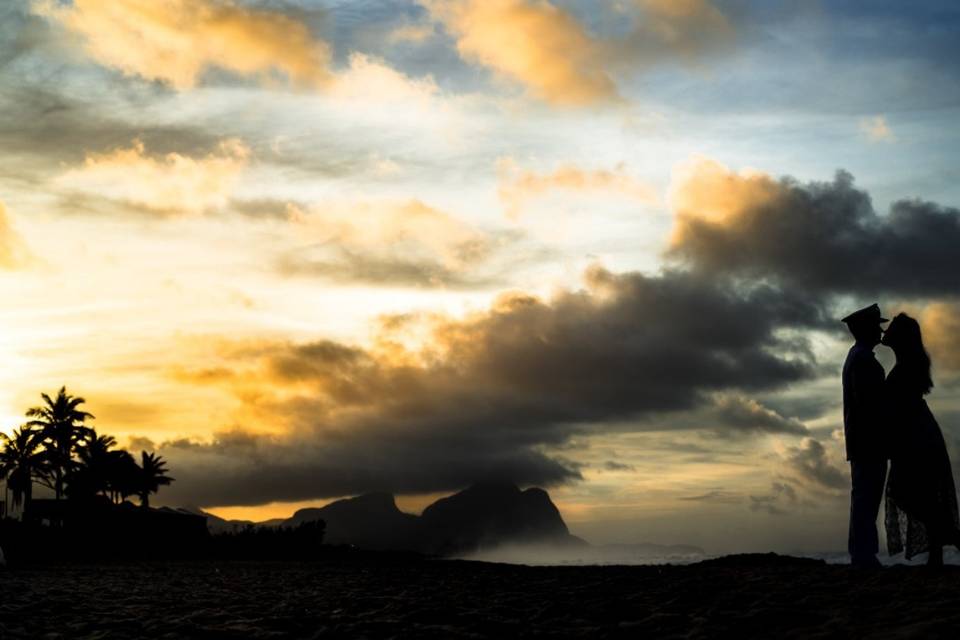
883 313 960 565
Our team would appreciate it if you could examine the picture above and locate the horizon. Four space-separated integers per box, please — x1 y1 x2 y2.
1 0 959 558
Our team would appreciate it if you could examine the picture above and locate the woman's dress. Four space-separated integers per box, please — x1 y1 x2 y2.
884 365 960 559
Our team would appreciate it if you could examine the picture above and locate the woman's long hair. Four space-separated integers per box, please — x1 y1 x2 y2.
885 313 934 395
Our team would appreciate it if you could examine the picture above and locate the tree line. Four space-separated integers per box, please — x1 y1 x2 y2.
0 387 173 516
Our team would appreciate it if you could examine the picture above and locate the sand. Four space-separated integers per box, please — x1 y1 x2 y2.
2 554 959 638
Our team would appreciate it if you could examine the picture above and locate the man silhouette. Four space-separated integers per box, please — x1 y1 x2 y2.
841 303 889 568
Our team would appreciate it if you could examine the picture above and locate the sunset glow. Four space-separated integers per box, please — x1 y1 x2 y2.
2 0 959 554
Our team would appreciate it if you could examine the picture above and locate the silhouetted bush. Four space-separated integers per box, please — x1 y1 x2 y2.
209 520 327 560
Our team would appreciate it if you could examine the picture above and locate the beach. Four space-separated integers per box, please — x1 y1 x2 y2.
2 555 959 639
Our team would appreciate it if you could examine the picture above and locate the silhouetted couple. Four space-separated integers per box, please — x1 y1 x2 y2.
843 304 960 567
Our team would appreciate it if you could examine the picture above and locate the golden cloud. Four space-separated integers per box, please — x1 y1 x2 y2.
0 202 34 270
33 0 333 90
919 302 960 372
668 155 783 246
666 162 960 301
423 0 618 106
59 139 250 215
497 158 659 219
423 0 733 106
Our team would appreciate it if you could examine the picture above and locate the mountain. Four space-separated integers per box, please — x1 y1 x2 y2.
178 506 254 535
286 492 420 550
281 483 581 555
419 482 579 555
256 518 287 528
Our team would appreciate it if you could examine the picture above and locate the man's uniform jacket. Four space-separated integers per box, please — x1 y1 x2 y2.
842 342 887 461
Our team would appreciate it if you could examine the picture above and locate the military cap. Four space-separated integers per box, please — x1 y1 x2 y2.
841 303 888 325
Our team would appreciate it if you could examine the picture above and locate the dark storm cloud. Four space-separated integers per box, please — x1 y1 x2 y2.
749 481 797 516
670 168 960 300
159 429 575 507
748 438 847 517
782 438 847 492
711 395 807 436
160 265 825 506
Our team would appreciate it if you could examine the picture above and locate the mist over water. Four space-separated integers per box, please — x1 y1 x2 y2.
461 544 960 567
460 542 707 566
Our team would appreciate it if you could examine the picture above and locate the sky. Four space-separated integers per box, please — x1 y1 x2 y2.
1 0 959 555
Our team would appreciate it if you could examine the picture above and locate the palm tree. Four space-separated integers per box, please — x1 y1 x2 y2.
137 451 174 509
25 387 95 500
109 449 141 505
68 430 118 501
0 426 44 516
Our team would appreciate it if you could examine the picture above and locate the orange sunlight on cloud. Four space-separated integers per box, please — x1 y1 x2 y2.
58 139 250 215
668 155 782 244
0 202 34 270
423 0 618 106
497 158 660 219
33 0 334 89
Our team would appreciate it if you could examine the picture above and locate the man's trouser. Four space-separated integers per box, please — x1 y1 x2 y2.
848 458 888 562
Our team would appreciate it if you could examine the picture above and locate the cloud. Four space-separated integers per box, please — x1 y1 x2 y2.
422 0 733 106
275 199 523 288
668 156 960 299
422 0 618 106
497 158 659 219
782 438 847 492
860 115 895 142
679 489 742 504
329 53 442 106
711 395 807 436
0 76 225 189
58 139 250 215
918 301 960 372
33 0 333 90
749 481 797 516
602 460 635 472
159 428 576 507
388 22 436 45
159 263 823 506
126 435 157 452
0 201 33 269
0 3 53 69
